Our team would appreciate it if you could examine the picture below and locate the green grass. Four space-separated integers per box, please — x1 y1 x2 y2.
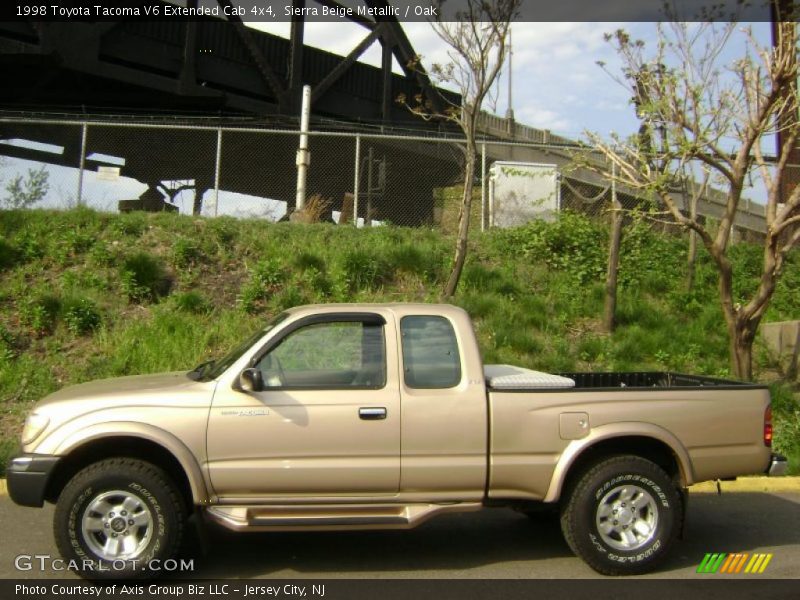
0 438 19 476
0 208 799 474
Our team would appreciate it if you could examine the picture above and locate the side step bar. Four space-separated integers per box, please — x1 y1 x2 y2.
205 503 482 532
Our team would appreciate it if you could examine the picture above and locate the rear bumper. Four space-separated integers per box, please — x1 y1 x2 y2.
6 454 61 507
767 453 788 477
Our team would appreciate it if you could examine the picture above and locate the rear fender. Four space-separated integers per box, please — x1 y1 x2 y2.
543 422 694 503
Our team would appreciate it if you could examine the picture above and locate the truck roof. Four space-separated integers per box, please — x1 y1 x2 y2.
284 302 467 319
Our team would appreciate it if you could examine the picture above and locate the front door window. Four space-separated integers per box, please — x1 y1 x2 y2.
256 321 386 389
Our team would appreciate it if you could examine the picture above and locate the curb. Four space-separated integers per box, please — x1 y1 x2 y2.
689 476 800 493
0 477 799 498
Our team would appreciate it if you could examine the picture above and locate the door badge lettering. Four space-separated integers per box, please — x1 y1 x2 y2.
221 408 269 417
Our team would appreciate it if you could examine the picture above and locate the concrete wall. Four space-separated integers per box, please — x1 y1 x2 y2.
761 321 800 379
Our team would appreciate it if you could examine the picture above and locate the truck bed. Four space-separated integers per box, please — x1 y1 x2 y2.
556 371 763 389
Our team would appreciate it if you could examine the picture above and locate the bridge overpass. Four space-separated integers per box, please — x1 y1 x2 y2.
0 1 768 233
0 1 453 124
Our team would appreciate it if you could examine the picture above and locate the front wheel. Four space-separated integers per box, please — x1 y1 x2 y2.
54 458 186 580
560 455 682 576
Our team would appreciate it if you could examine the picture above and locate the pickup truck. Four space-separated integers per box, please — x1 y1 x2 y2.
7 303 786 579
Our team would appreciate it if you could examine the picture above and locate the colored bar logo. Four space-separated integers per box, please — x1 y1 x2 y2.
697 553 773 574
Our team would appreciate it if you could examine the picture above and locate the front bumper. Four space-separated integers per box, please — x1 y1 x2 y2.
6 454 61 507
767 453 788 477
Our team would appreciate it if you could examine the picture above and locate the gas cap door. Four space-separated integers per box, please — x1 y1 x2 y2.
559 412 590 440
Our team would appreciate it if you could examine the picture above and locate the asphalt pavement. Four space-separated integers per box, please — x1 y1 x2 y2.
0 487 798 580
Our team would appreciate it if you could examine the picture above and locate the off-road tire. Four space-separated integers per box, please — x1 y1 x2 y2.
560 455 682 576
54 458 186 580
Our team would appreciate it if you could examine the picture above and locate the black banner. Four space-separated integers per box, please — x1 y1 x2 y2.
0 0 790 23
3 579 800 600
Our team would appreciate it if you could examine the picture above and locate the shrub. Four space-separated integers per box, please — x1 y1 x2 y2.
338 248 390 291
463 263 521 297
768 249 800 321
207 218 237 250
387 245 425 275
496 212 607 284
88 242 115 267
172 238 204 268
15 231 46 261
61 228 95 255
113 212 148 237
578 335 609 363
62 297 101 335
294 267 332 299
0 325 17 363
618 219 685 288
0 438 20 477
770 385 800 475
238 258 287 313
120 252 169 302
272 286 307 311
19 294 61 336
172 291 211 314
506 330 544 355
462 263 503 291
458 292 502 319
294 252 326 273
516 295 551 330
61 270 108 292
666 288 708 319
0 237 19 270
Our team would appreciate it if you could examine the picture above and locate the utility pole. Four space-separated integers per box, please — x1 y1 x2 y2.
295 85 311 211
505 27 514 121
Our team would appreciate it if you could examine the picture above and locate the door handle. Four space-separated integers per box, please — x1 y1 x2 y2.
359 407 387 420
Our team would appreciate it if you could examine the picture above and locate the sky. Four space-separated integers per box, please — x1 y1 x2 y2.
252 20 639 138
251 19 774 143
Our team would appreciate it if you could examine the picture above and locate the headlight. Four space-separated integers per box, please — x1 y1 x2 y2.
21 413 49 445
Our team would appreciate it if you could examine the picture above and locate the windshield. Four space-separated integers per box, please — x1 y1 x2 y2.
189 312 289 381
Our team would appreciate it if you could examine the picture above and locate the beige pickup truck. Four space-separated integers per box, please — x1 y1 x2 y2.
7 303 786 578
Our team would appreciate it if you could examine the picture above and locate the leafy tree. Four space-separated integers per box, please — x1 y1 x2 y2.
3 164 50 209
590 19 799 380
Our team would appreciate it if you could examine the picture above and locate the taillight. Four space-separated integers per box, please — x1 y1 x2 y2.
764 405 773 447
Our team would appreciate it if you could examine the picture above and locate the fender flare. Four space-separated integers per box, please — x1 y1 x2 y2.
53 422 210 504
543 422 695 503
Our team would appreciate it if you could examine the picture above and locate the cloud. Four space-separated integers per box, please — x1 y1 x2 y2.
247 19 646 138
514 105 573 132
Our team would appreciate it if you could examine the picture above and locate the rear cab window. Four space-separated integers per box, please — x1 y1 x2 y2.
400 315 462 388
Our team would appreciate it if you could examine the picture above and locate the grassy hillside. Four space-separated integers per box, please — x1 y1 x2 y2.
1 208 799 474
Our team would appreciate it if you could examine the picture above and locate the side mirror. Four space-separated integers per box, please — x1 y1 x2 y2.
239 368 264 392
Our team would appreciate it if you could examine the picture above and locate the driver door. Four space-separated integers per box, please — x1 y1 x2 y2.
206 314 400 499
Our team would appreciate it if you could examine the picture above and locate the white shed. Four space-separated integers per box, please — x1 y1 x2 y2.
489 161 560 227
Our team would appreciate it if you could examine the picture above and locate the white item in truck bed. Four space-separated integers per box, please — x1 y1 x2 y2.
484 364 575 389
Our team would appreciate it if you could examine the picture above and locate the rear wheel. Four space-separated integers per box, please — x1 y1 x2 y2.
560 455 682 575
54 458 186 580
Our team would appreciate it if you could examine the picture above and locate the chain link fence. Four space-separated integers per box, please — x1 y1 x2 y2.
0 117 764 236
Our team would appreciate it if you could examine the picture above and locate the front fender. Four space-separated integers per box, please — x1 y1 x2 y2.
52 422 210 504
542 422 694 503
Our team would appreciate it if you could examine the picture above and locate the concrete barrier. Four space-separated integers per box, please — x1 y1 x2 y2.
761 320 800 380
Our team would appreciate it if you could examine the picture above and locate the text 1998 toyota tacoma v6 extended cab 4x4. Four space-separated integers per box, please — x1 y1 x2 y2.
7 303 787 578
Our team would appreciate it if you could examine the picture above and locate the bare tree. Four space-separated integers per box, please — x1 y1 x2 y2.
603 165 623 332
400 0 520 298
589 19 799 380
